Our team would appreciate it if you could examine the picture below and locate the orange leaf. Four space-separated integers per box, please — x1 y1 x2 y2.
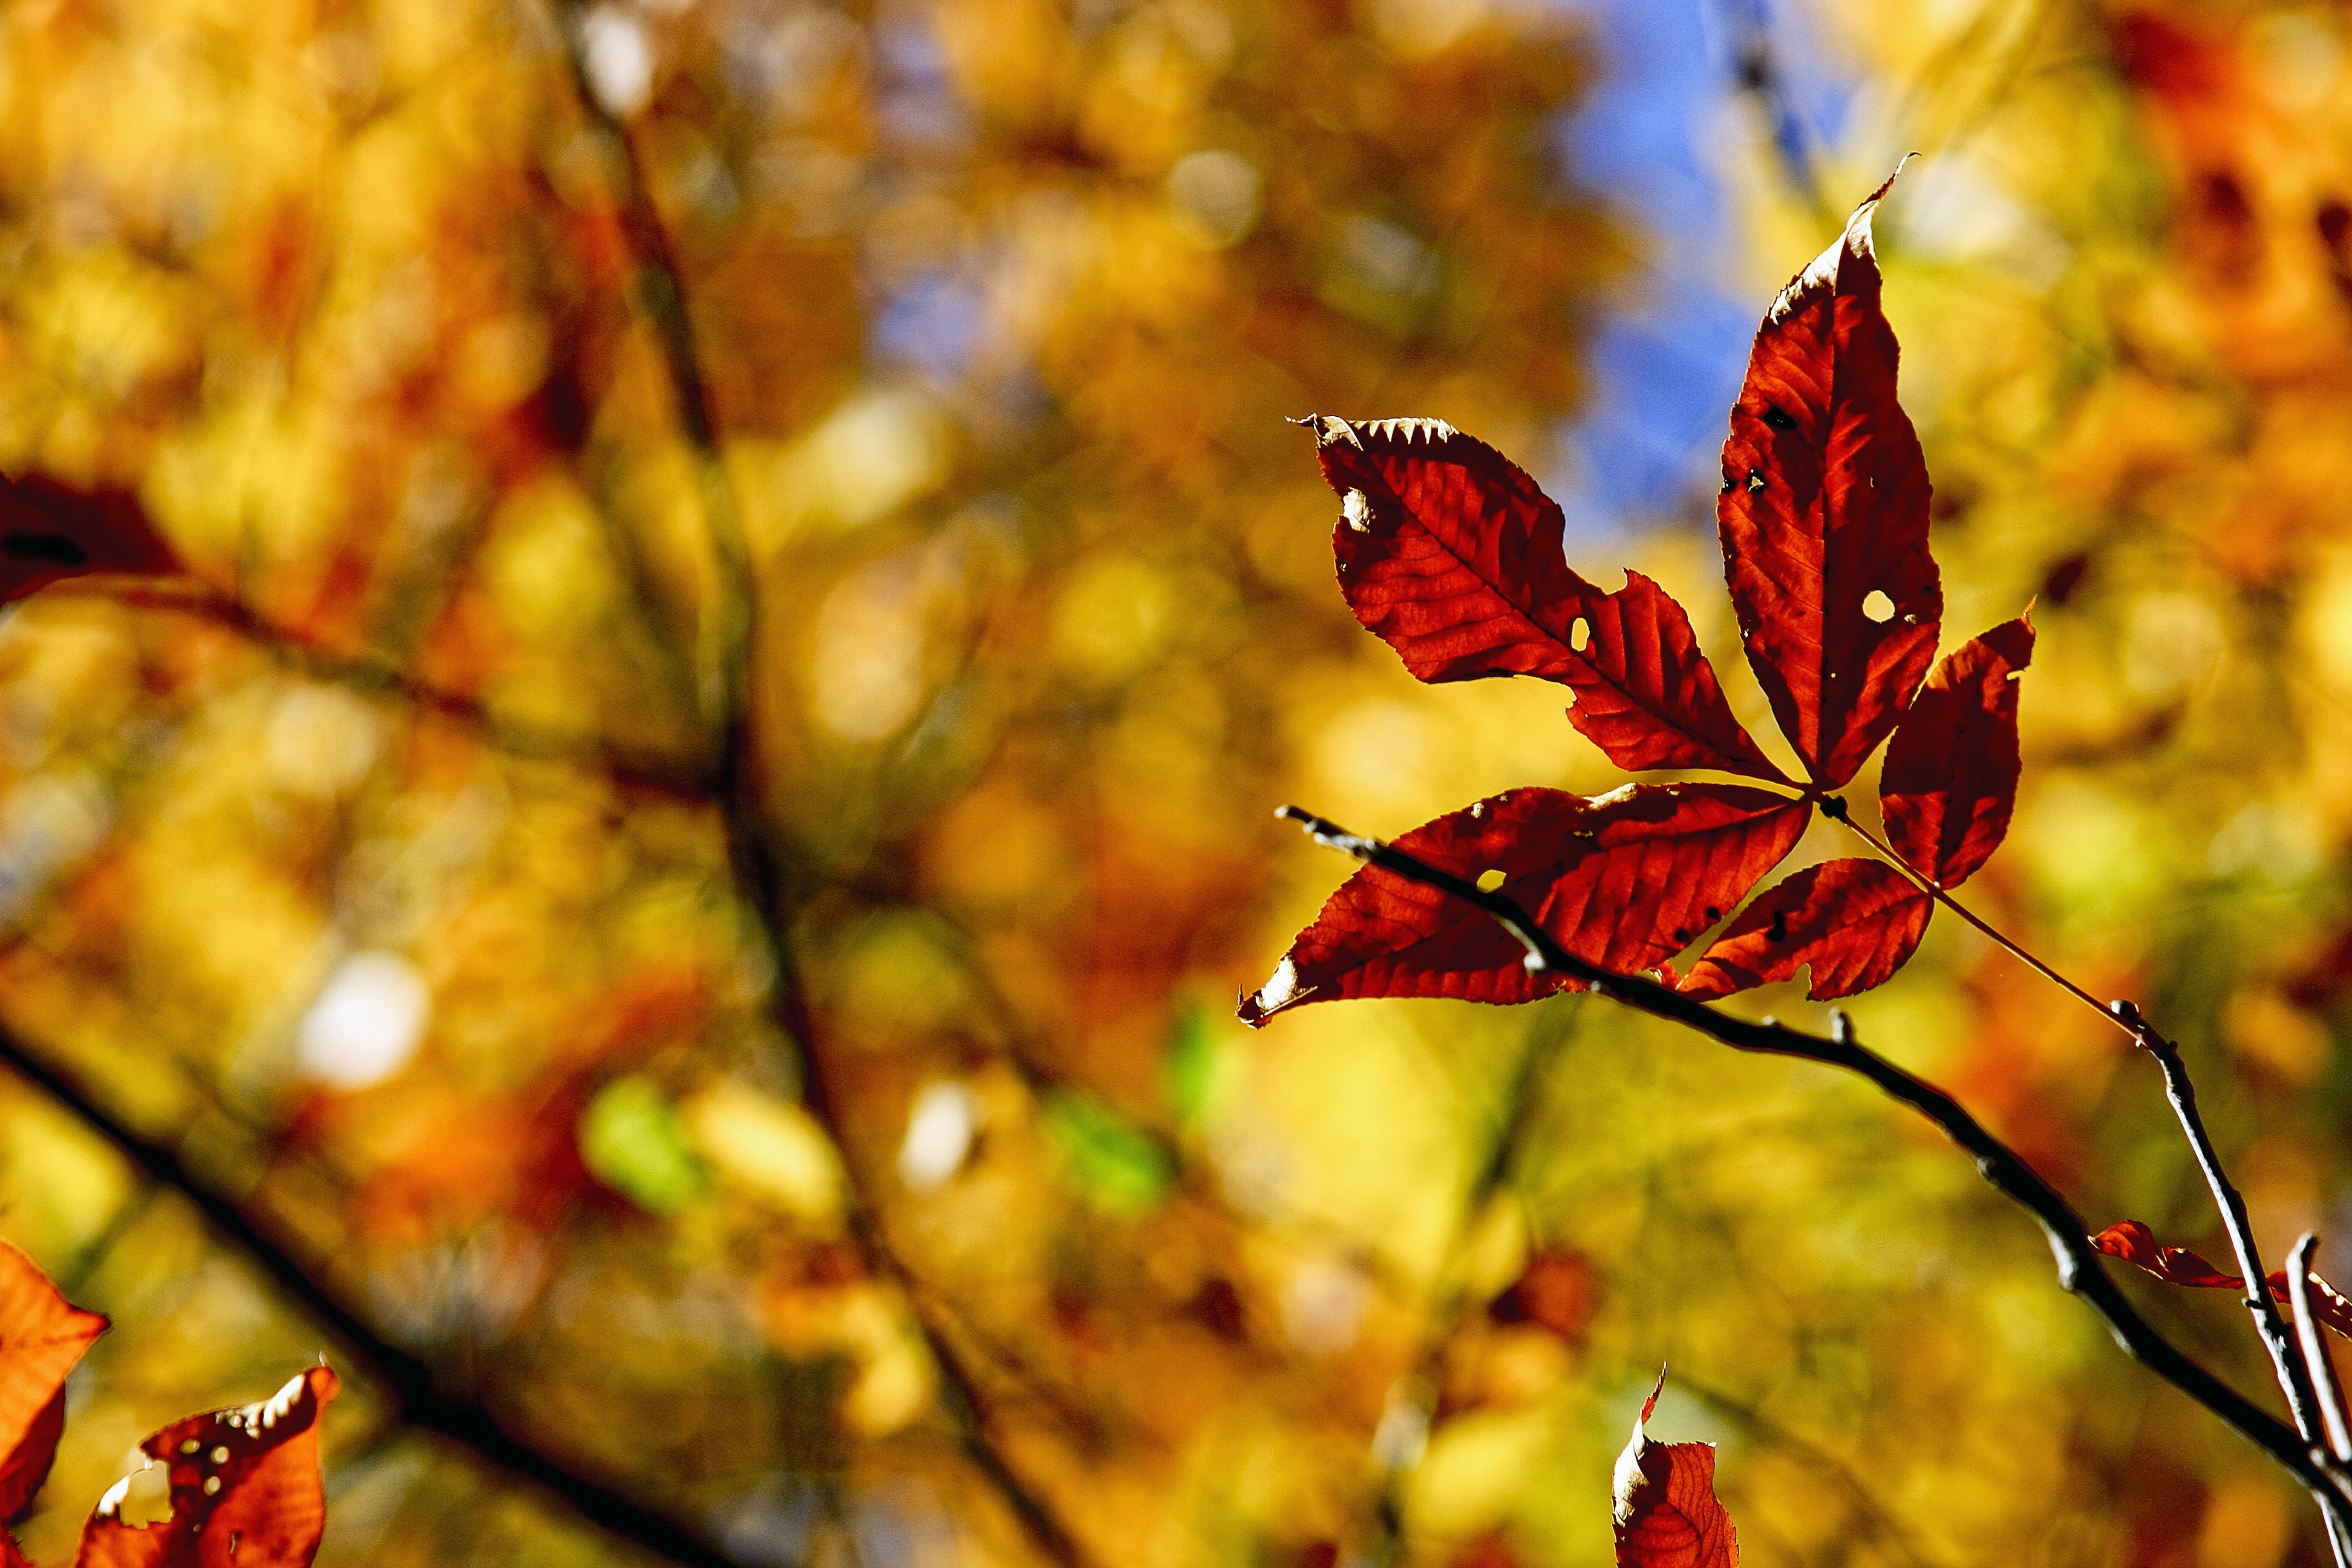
0 1240 108 1523
1613 1370 1737 1568
76 1366 339 1568
2093 1220 2352 1337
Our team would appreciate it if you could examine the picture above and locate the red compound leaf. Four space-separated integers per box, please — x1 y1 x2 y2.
1238 783 1807 1025
2093 1221 2352 1338
0 1240 108 1526
1305 417 1784 780
1881 616 2035 889
1613 1370 1737 1568
1679 858 1932 1002
0 476 181 608
76 1366 339 1568
1716 170 1940 788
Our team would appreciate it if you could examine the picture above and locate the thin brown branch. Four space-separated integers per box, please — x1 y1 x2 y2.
2293 1233 2352 1568
2120 1002 2330 1455
531 13 1088 1561
2294 1235 2352 1463
1272 803 2352 1525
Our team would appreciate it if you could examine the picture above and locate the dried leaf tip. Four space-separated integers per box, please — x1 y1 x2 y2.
1765 157 1913 325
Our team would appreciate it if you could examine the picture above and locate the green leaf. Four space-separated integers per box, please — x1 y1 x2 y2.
580 1076 711 1214
1040 1091 1173 1218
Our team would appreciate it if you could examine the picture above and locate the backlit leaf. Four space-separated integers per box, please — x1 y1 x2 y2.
1679 859 1932 1002
0 1240 108 1524
1716 171 1941 788
1306 417 1784 780
1612 1370 1737 1568
1881 617 2036 888
76 1366 339 1568
1240 784 1808 1024
2093 1220 2352 1337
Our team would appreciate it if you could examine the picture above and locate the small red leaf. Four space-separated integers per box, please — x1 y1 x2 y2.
1240 783 1808 1025
1305 417 1783 780
1716 172 1941 788
1679 859 1932 1002
2092 1221 2352 1337
75 1366 339 1568
1881 617 2035 889
0 1240 108 1523
0 477 180 607
1613 1370 1737 1568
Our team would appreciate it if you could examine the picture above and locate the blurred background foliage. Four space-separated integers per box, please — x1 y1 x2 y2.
2 0 2351 1563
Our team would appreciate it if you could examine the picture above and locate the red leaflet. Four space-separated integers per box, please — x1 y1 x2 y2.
1882 618 2035 888
1238 784 1808 1024
0 477 180 607
2093 1221 2352 1337
0 1241 108 1525
1305 417 1784 780
1680 860 1932 1002
1569 573 1788 780
1613 1370 1737 1568
1717 171 1940 788
76 1367 340 1568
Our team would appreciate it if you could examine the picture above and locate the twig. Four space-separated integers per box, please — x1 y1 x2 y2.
2292 1235 2352 1568
0 1025 748 1568
1270 803 2352 1520
2292 1235 2352 1464
2119 1002 2328 1454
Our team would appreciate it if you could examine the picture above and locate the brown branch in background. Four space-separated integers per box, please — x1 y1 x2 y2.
1671 1374 1942 1568
59 581 714 800
532 9 1093 1564
0 1025 747 1568
1270 804 2352 1523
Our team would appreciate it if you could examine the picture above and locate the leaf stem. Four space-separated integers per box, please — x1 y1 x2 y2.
1820 799 2119 1030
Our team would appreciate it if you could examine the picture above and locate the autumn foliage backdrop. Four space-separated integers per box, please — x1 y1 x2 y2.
0 0 2349 1563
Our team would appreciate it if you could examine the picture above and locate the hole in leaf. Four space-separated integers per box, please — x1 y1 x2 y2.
1569 617 1590 653
1862 590 1895 624
1476 869 1506 892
